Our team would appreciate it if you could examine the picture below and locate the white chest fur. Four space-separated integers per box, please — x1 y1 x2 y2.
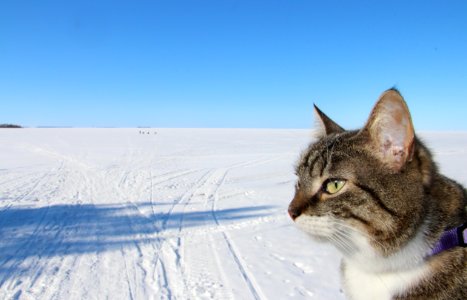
343 261 430 300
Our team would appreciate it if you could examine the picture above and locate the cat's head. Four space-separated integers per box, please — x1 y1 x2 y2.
289 89 435 263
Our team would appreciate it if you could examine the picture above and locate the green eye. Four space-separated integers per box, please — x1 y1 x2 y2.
324 179 346 194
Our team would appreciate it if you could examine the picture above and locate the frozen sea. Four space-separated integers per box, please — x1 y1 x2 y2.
0 128 466 300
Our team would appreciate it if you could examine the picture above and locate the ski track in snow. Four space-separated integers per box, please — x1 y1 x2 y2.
5 128 463 299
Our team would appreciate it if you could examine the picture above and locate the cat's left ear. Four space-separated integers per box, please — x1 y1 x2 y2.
314 104 345 136
363 89 415 172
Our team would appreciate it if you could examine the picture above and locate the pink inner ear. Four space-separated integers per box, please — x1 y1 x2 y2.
380 134 405 165
381 135 393 153
376 118 413 170
365 90 415 171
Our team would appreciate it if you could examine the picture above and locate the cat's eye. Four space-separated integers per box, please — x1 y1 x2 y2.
323 179 346 194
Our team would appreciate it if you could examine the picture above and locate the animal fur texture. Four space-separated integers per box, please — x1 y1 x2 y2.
288 89 466 299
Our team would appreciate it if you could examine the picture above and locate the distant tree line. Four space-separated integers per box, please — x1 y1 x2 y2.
0 124 22 128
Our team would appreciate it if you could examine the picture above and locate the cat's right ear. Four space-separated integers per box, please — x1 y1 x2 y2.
314 104 345 136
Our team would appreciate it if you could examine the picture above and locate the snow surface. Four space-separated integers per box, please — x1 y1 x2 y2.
0 128 466 300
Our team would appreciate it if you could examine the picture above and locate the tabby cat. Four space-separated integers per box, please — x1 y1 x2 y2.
288 89 466 300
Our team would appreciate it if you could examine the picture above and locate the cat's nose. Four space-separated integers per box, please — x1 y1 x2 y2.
288 205 301 221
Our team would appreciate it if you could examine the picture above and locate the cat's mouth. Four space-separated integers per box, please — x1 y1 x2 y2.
294 214 336 240
293 214 362 256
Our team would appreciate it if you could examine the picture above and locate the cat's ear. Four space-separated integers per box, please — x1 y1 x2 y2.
363 89 415 172
314 104 345 136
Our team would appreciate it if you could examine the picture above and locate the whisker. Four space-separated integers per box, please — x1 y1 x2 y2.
327 235 348 255
333 219 390 253
332 229 356 254
331 233 354 255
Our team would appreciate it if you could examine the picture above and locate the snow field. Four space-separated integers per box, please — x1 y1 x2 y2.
0 128 465 300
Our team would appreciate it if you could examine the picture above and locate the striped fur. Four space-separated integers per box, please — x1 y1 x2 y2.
289 89 466 299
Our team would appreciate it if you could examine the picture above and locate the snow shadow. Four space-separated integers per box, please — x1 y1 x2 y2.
0 202 274 280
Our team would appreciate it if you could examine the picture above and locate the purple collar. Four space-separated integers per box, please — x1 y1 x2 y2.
430 223 466 256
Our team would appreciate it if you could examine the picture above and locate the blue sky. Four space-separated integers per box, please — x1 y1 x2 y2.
1 0 466 129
